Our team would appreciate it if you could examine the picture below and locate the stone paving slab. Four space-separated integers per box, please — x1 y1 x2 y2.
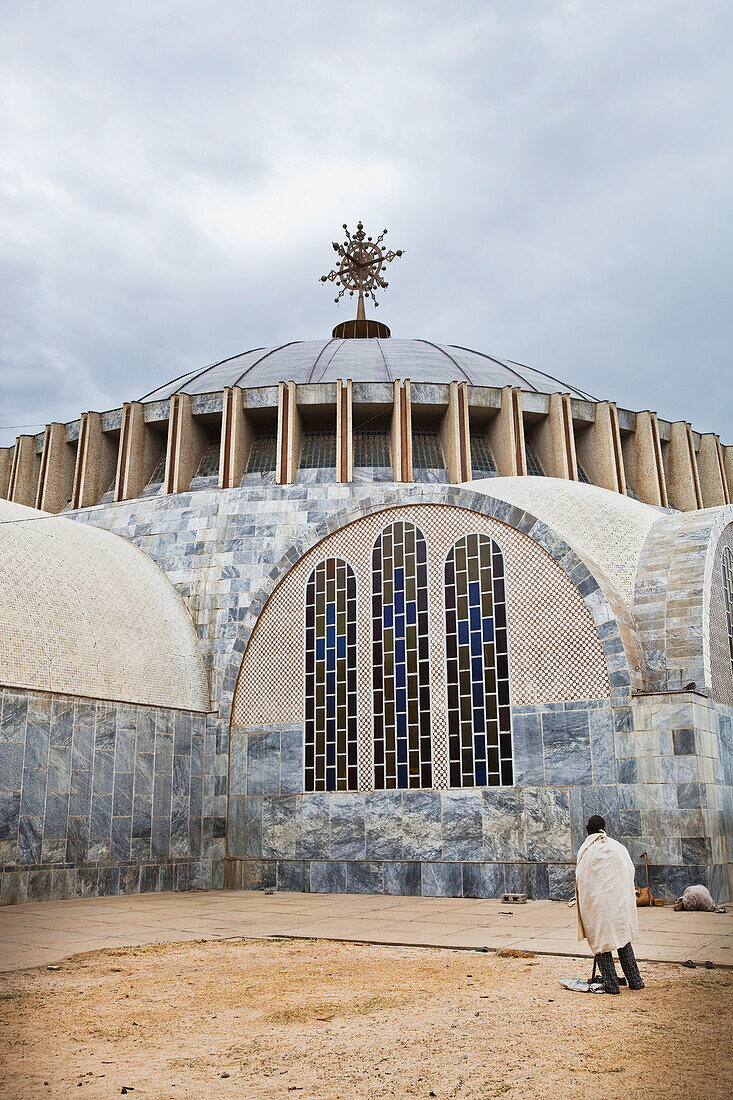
0 890 731 973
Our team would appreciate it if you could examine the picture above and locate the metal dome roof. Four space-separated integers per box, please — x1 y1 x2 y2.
141 339 597 402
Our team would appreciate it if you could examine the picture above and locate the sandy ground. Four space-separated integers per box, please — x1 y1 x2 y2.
0 938 731 1100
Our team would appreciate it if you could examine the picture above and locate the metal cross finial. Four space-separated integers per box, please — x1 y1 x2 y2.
320 221 403 320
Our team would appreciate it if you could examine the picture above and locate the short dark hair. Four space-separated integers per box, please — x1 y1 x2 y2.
587 815 605 835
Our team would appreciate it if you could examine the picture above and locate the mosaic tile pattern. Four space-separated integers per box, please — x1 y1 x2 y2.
445 534 512 787
710 524 733 706
305 559 358 791
465 476 660 613
723 547 733 675
232 504 612 792
372 521 432 790
299 432 336 470
0 501 208 711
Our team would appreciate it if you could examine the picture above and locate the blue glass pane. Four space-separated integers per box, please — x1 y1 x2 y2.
373 521 432 790
305 558 359 793
444 533 513 789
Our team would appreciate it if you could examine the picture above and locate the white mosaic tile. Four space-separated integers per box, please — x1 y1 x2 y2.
232 504 612 787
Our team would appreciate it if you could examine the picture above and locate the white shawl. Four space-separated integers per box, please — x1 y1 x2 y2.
576 831 639 955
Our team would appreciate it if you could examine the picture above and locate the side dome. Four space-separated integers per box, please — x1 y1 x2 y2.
467 476 663 611
141 338 597 401
0 500 209 710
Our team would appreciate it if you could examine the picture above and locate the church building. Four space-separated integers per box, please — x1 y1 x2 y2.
1 227 731 905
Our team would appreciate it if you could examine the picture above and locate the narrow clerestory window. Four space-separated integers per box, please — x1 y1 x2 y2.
304 558 358 791
445 533 513 787
372 520 432 789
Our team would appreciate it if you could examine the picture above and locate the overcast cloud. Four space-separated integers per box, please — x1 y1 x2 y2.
1 0 731 448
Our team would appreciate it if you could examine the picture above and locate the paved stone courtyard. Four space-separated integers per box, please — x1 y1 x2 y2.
1 890 731 972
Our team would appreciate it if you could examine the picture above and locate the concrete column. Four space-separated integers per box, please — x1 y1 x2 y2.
336 379 353 483
164 392 208 495
390 380 412 483
622 410 668 507
0 447 14 499
71 411 118 510
574 401 626 494
276 381 301 484
486 386 525 476
439 381 470 484
36 422 77 513
532 392 577 479
114 401 165 502
8 435 41 507
665 422 703 511
220 386 252 489
724 446 733 500
697 433 729 507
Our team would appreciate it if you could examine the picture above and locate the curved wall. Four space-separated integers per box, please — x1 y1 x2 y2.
0 501 209 711
231 504 612 792
710 522 733 706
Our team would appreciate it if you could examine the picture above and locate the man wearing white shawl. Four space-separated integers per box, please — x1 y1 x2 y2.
576 815 645 994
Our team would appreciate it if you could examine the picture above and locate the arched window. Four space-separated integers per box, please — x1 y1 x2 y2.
723 546 733 674
372 520 432 789
445 533 513 787
304 558 357 792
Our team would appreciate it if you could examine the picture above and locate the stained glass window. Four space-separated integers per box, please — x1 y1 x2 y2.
372 521 432 789
445 533 513 787
723 546 733 674
305 558 358 792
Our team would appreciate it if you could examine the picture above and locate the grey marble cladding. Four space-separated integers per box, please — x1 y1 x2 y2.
3 476 731 902
0 688 213 903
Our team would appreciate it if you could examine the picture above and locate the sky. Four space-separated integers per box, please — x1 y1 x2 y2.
1 0 732 448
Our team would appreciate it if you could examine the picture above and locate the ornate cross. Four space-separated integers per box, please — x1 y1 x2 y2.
321 222 403 321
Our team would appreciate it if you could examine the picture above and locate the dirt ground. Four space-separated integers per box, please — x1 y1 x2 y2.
0 938 731 1100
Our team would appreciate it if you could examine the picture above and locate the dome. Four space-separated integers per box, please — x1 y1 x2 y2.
467 476 663 610
141 338 597 402
0 499 210 710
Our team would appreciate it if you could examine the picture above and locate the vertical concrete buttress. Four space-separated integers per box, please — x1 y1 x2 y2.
115 402 164 502
8 435 41 508
336 379 353 484
72 412 118 510
36 422 77 513
623 411 668 507
575 401 626 494
164 392 208 495
220 386 251 489
276 381 301 484
391 380 413 483
697 433 729 507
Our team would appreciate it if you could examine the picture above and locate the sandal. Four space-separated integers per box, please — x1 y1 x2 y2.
682 960 696 969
